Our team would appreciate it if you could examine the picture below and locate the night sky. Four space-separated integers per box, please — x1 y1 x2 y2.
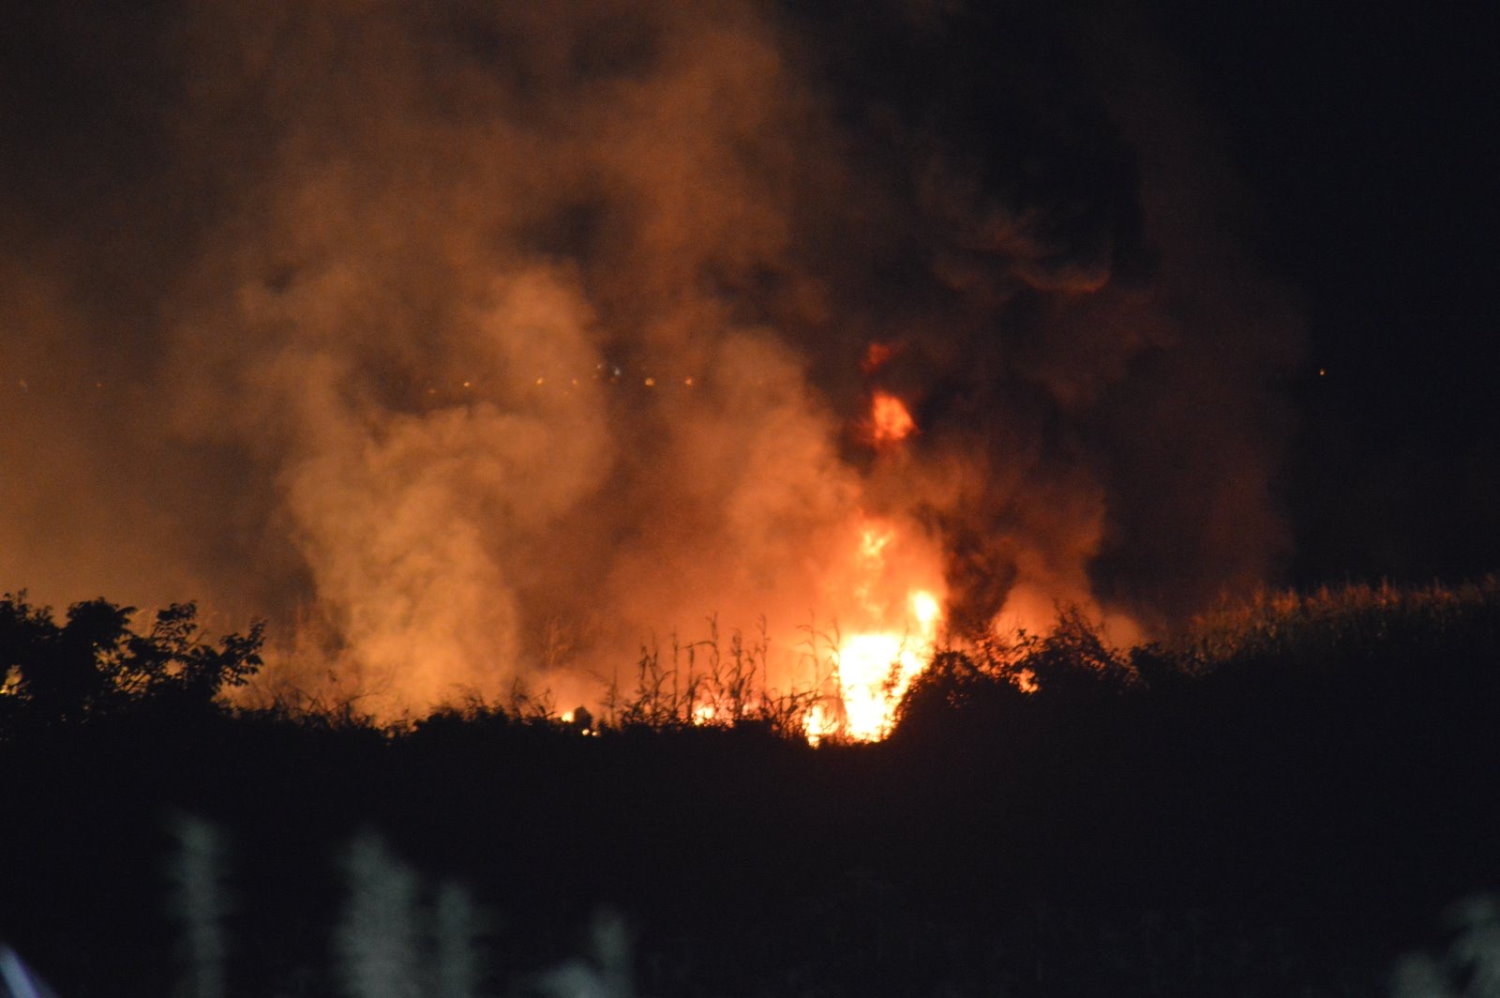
1155 0 1498 585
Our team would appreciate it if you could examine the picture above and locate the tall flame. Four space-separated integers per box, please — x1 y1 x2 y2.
794 374 943 744
804 518 945 744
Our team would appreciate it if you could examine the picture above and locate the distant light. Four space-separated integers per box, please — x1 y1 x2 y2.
683 377 694 387
462 380 473 389
1318 368 1327 377
643 377 655 387
535 377 545 386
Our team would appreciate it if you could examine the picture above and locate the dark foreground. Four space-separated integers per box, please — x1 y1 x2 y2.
3 583 1499 996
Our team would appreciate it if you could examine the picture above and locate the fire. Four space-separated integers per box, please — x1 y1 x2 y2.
804 589 943 744
868 391 916 445
798 377 941 744
804 518 947 744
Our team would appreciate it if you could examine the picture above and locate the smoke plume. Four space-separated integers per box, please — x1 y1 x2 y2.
1 0 1300 714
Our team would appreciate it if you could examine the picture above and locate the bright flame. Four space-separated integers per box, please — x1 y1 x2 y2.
805 516 946 744
910 590 941 630
868 391 915 445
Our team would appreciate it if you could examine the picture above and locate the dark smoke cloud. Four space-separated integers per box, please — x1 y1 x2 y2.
1 0 1300 713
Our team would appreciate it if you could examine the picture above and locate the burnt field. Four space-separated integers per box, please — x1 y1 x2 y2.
3 580 1499 996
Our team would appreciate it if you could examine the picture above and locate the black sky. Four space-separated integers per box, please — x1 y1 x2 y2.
1153 0 1498 585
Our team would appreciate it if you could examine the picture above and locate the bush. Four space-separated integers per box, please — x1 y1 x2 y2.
0 592 264 728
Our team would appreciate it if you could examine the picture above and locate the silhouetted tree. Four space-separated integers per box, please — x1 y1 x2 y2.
0 592 263 726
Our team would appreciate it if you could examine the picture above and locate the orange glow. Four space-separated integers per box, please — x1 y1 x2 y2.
859 522 891 561
804 516 946 744
868 391 916 446
861 341 896 374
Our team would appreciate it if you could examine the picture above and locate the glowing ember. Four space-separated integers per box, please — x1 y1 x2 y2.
868 391 916 446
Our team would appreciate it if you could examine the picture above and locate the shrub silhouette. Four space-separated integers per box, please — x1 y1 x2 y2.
895 605 1140 741
0 592 264 727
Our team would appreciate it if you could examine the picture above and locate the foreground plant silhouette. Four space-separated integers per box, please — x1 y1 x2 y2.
166 817 634 998
0 592 264 728
158 813 1500 998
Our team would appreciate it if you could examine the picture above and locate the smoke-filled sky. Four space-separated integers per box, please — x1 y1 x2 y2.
2 0 1490 712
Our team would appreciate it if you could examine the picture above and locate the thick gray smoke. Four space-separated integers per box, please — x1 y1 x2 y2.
1 0 1300 713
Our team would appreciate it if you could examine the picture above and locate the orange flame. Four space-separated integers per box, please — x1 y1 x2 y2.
804 517 945 744
868 391 916 446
